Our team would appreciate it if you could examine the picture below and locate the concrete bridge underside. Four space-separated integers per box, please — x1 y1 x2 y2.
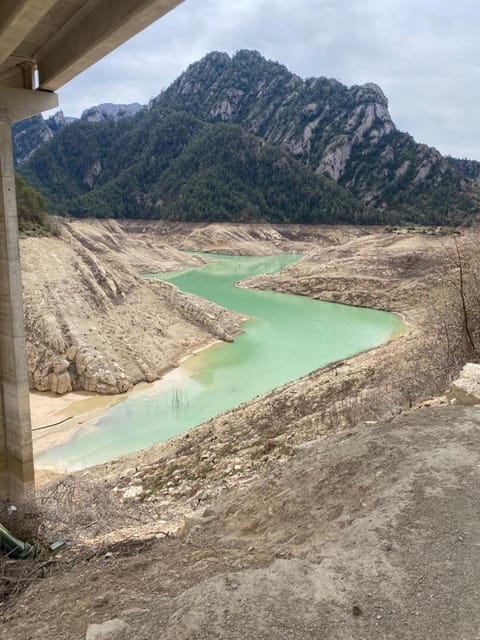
0 0 184 500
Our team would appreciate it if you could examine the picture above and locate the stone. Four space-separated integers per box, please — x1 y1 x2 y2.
85 619 129 640
446 363 480 406
66 345 78 361
52 356 69 374
93 593 111 608
123 485 143 500
56 372 72 394
121 608 150 617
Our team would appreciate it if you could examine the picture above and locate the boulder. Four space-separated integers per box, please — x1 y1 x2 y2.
66 345 78 361
85 619 130 640
123 485 143 501
48 371 72 394
52 356 69 374
447 363 480 406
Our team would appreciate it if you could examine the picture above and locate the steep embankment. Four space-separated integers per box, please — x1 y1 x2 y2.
21 220 244 395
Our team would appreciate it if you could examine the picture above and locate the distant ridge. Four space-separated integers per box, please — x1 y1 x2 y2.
80 103 143 122
13 102 143 164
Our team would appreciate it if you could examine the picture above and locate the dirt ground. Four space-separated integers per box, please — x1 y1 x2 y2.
3 405 480 639
3 221 479 639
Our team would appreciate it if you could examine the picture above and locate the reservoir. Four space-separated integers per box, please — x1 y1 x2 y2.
37 254 405 470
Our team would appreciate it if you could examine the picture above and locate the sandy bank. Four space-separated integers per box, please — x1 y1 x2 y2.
31 390 126 456
31 337 222 469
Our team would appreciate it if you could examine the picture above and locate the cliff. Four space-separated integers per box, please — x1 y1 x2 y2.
21 220 244 395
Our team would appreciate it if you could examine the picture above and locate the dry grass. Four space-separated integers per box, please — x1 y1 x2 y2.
0 475 156 605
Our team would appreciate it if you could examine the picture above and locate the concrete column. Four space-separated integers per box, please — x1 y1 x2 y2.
0 114 33 500
0 87 57 501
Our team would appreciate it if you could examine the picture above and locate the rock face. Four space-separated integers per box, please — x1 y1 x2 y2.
12 111 71 165
21 220 244 395
163 52 396 186
81 103 143 122
447 363 480 405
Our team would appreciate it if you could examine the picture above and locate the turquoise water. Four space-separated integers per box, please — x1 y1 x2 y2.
37 254 404 470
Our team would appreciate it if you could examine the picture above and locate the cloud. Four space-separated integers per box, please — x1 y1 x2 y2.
49 0 480 160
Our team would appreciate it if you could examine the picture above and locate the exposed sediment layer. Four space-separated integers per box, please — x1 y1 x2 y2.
22 220 374 397
21 220 245 395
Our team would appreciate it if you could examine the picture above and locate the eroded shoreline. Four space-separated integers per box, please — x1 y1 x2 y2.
32 248 404 472
31 338 223 463
23 221 465 496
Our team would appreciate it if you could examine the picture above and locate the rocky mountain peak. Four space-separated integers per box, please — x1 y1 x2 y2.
201 50 231 66
47 110 68 131
231 49 265 64
356 82 389 107
80 103 143 122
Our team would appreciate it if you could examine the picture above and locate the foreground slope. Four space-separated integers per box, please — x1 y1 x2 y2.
4 405 480 639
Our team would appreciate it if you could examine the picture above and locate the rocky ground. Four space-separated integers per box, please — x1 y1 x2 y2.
3 221 480 639
4 404 480 639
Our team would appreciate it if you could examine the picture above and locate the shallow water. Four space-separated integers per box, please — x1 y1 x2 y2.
37 254 404 470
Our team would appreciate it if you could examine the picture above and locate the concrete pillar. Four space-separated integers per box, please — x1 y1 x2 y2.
0 87 57 500
0 115 33 500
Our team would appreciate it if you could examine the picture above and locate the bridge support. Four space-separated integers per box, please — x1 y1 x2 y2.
0 87 57 500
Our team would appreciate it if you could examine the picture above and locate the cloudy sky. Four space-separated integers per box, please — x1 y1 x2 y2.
50 0 480 160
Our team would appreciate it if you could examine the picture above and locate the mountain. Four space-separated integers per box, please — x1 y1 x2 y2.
13 111 72 165
20 108 360 223
19 51 480 225
13 103 143 165
155 50 480 223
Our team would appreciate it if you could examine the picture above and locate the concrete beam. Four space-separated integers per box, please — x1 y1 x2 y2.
38 0 184 91
0 0 58 70
0 87 58 123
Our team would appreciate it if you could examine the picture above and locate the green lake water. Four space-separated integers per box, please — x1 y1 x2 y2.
37 254 405 471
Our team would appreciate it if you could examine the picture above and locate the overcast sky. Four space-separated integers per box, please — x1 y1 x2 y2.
49 0 480 161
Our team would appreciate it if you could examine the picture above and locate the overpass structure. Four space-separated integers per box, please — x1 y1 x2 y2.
0 0 184 500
